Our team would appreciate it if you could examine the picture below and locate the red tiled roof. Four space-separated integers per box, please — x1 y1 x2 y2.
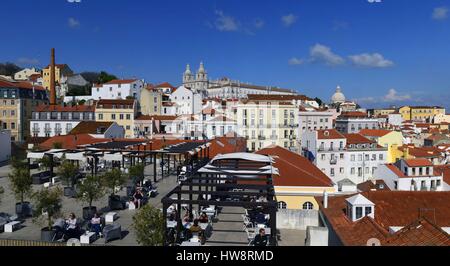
153 82 176 89
385 218 450 246
69 121 114 135
359 129 393 137
34 104 95 112
0 80 46 91
39 134 111 150
357 180 391 192
317 191 450 246
257 146 334 187
208 136 247 159
404 158 433 167
162 102 175 107
344 133 377 145
96 99 135 108
385 164 407 178
104 79 138 85
135 115 178 121
317 129 345 140
434 165 450 186
339 111 368 118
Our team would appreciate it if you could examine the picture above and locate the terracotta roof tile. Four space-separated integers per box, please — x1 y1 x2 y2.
317 129 346 140
359 129 393 137
69 121 114 135
404 158 433 167
256 146 334 187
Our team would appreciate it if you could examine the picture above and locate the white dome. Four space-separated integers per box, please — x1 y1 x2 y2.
184 64 192 75
331 86 346 104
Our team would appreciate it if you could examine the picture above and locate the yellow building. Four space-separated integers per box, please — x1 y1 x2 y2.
42 64 73 91
140 85 162 115
95 99 137 138
257 146 336 210
237 95 309 152
369 108 396 117
359 129 404 163
0 80 48 142
399 106 445 122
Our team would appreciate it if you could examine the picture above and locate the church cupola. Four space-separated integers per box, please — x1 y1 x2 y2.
183 64 193 84
196 62 208 81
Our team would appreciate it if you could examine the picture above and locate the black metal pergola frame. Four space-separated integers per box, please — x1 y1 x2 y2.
161 155 278 246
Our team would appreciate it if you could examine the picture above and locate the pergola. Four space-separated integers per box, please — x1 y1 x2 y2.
26 140 212 183
161 153 279 246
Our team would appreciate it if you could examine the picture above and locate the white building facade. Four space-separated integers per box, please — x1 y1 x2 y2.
91 79 144 100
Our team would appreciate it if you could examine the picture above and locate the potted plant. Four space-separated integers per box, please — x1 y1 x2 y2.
77 175 105 220
129 164 145 186
102 168 127 210
132 204 165 246
9 158 33 218
32 187 63 242
58 157 79 198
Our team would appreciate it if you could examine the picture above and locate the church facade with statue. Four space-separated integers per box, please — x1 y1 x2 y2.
182 62 298 99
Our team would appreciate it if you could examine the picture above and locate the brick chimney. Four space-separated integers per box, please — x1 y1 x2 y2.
49 48 57 105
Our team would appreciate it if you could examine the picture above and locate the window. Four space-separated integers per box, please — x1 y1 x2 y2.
111 114 116 120
340 168 344 174
11 122 15 130
355 207 363 219
365 207 372 216
302 202 314 210
330 168 335 176
119 114 124 120
340 153 344 159
394 181 398 190
278 201 287 209
98 114 103 120
126 126 131 130
351 168 355 175
379 154 384 160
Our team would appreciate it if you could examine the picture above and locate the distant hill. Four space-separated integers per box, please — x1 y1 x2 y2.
0 62 23 76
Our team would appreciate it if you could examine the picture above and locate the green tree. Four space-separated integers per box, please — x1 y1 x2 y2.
52 142 63 149
98 71 118 84
0 62 22 76
8 164 32 205
102 168 126 196
58 157 78 189
77 175 105 210
0 186 4 205
32 187 63 230
38 156 52 171
132 204 165 246
314 97 323 107
129 164 145 185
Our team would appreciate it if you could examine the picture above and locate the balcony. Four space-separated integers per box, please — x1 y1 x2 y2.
270 135 278 140
330 159 337 165
420 186 428 191
258 136 266 140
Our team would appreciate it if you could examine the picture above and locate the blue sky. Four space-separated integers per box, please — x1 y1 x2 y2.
1 0 449 109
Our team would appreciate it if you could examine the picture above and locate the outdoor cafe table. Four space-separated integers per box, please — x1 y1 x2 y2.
167 221 177 228
181 241 201 246
184 222 212 237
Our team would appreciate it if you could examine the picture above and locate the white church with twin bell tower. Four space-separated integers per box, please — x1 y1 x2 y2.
182 62 298 99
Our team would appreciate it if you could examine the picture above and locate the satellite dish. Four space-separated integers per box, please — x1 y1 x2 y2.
67 238 81 246
367 238 381 246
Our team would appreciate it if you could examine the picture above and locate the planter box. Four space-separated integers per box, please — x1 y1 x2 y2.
108 195 124 210
82 206 97 220
15 202 32 218
64 187 76 198
41 228 57 242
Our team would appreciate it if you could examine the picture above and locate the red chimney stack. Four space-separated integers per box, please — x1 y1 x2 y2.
49 48 56 105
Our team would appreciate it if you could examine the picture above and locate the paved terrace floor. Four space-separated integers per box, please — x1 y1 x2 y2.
0 164 178 246
0 164 307 246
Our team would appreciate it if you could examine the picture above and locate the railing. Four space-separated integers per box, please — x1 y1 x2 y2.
258 136 266 140
330 159 337 165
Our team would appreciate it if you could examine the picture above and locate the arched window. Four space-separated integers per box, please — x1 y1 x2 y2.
302 202 314 210
278 201 287 209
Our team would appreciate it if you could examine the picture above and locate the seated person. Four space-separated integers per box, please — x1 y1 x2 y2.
90 213 102 237
65 213 79 239
133 188 144 209
183 210 194 223
253 228 268 246
189 219 204 243
255 212 267 224
198 212 209 223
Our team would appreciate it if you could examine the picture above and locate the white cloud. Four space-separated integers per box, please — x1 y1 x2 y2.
67 0 82 3
68 17 80 28
310 44 345 66
214 10 239 32
348 53 394 68
432 7 448 20
17 57 39 65
281 14 298 27
288 57 304 66
383 89 411 102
